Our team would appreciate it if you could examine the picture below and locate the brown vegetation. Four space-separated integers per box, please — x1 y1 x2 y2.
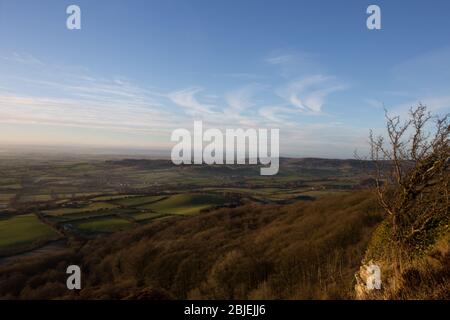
0 191 382 300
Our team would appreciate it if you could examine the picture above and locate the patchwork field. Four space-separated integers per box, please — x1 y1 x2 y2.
137 193 227 214
113 195 166 207
0 156 371 259
44 202 118 216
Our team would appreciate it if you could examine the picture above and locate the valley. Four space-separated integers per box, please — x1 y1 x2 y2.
0 156 370 260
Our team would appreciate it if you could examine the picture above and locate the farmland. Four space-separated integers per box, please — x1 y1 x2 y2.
0 155 371 259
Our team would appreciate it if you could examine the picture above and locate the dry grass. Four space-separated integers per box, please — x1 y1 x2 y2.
0 190 383 299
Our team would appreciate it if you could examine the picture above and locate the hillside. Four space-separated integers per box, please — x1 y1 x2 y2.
0 190 383 299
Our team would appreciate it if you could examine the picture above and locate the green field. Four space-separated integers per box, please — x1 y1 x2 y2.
50 210 124 222
47 193 229 232
113 195 166 207
72 217 133 233
132 211 170 221
43 202 118 216
139 193 228 215
0 214 60 254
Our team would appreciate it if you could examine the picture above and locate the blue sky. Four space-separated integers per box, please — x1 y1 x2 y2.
0 0 449 157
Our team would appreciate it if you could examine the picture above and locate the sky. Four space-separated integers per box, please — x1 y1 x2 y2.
0 0 449 158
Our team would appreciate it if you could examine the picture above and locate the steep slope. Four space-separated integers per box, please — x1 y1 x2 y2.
0 191 383 299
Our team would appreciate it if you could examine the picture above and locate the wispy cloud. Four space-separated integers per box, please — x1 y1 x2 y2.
0 55 181 135
214 73 266 80
168 87 216 115
226 83 263 112
265 54 295 65
0 52 360 156
278 75 348 114
0 93 178 134
0 53 350 136
265 51 322 78
0 52 44 66
258 106 296 125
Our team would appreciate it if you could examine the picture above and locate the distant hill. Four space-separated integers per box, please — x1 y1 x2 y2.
106 157 374 173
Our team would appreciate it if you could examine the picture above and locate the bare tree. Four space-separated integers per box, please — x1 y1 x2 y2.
368 105 449 286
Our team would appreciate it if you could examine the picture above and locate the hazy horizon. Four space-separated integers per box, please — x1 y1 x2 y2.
0 143 362 160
